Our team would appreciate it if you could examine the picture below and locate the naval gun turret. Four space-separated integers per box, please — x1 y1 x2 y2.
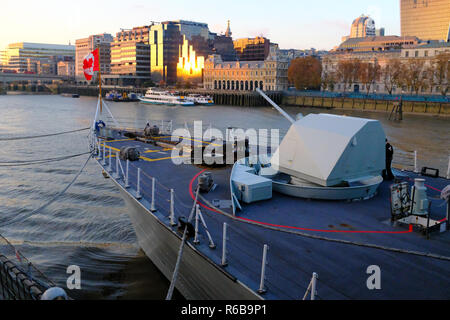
239 89 386 202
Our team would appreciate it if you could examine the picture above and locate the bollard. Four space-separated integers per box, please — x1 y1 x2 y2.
125 160 130 188
136 168 142 199
414 151 418 173
221 223 228 266
257 244 269 294
169 189 176 226
113 151 120 179
311 273 318 300
150 177 156 212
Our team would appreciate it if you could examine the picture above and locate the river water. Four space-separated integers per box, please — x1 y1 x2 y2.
0 94 448 299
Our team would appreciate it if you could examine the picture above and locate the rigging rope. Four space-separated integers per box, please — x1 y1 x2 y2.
0 153 93 228
166 186 200 301
0 127 90 141
0 151 92 167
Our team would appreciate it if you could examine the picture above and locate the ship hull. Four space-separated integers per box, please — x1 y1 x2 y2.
138 97 195 106
109 174 261 300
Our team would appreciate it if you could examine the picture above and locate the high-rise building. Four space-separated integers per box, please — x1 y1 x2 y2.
350 15 376 38
233 37 271 61
106 26 151 86
400 0 450 41
1 42 74 73
75 33 113 81
150 20 215 85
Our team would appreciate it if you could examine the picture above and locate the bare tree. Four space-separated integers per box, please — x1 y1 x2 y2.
359 61 381 95
382 59 402 95
432 52 450 97
336 59 361 93
321 69 336 92
402 58 429 95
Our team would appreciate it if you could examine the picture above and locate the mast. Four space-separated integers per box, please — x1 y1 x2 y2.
98 47 102 114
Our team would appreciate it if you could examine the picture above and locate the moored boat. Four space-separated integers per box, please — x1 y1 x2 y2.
105 91 139 102
138 88 195 106
186 94 214 105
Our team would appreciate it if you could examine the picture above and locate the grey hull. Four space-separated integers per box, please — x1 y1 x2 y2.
110 177 261 300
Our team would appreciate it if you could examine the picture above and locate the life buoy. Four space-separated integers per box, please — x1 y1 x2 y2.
95 120 106 132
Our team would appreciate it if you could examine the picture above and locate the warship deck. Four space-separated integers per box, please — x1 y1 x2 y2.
97 131 450 300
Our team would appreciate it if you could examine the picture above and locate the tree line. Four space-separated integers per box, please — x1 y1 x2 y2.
288 53 450 96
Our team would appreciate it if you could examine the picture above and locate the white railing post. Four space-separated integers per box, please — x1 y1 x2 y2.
107 148 112 172
311 272 318 300
221 223 228 266
125 160 130 188
194 204 200 244
102 142 106 165
161 120 164 133
169 189 176 226
197 209 215 249
136 168 142 199
113 151 120 179
169 120 173 134
414 150 418 173
257 244 269 294
446 155 450 179
150 177 156 212
97 138 101 155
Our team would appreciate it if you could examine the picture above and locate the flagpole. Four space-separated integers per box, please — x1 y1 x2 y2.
98 48 102 114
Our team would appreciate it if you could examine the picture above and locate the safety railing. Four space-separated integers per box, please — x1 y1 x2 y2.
392 148 418 173
0 235 53 300
96 138 320 299
95 129 449 300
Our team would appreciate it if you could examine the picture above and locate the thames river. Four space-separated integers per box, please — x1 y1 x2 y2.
0 94 448 299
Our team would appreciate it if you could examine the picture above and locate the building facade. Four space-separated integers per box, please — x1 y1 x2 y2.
106 26 151 86
400 0 450 41
150 20 216 85
203 44 294 91
322 41 450 95
1 42 75 73
57 60 75 77
233 37 271 61
75 33 113 82
335 35 419 53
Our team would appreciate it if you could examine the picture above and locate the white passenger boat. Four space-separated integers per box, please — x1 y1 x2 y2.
186 94 214 105
138 89 195 106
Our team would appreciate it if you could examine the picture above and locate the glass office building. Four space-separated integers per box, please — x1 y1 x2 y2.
400 0 450 41
1 42 75 73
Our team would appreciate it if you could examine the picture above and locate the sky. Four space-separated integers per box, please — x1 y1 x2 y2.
0 0 401 51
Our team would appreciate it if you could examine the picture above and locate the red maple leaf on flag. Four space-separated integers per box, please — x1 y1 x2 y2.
83 57 94 70
83 49 99 81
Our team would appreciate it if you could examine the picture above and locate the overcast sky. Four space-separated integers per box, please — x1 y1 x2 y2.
0 0 401 51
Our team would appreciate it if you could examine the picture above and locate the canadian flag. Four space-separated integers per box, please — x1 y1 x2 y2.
83 48 100 81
